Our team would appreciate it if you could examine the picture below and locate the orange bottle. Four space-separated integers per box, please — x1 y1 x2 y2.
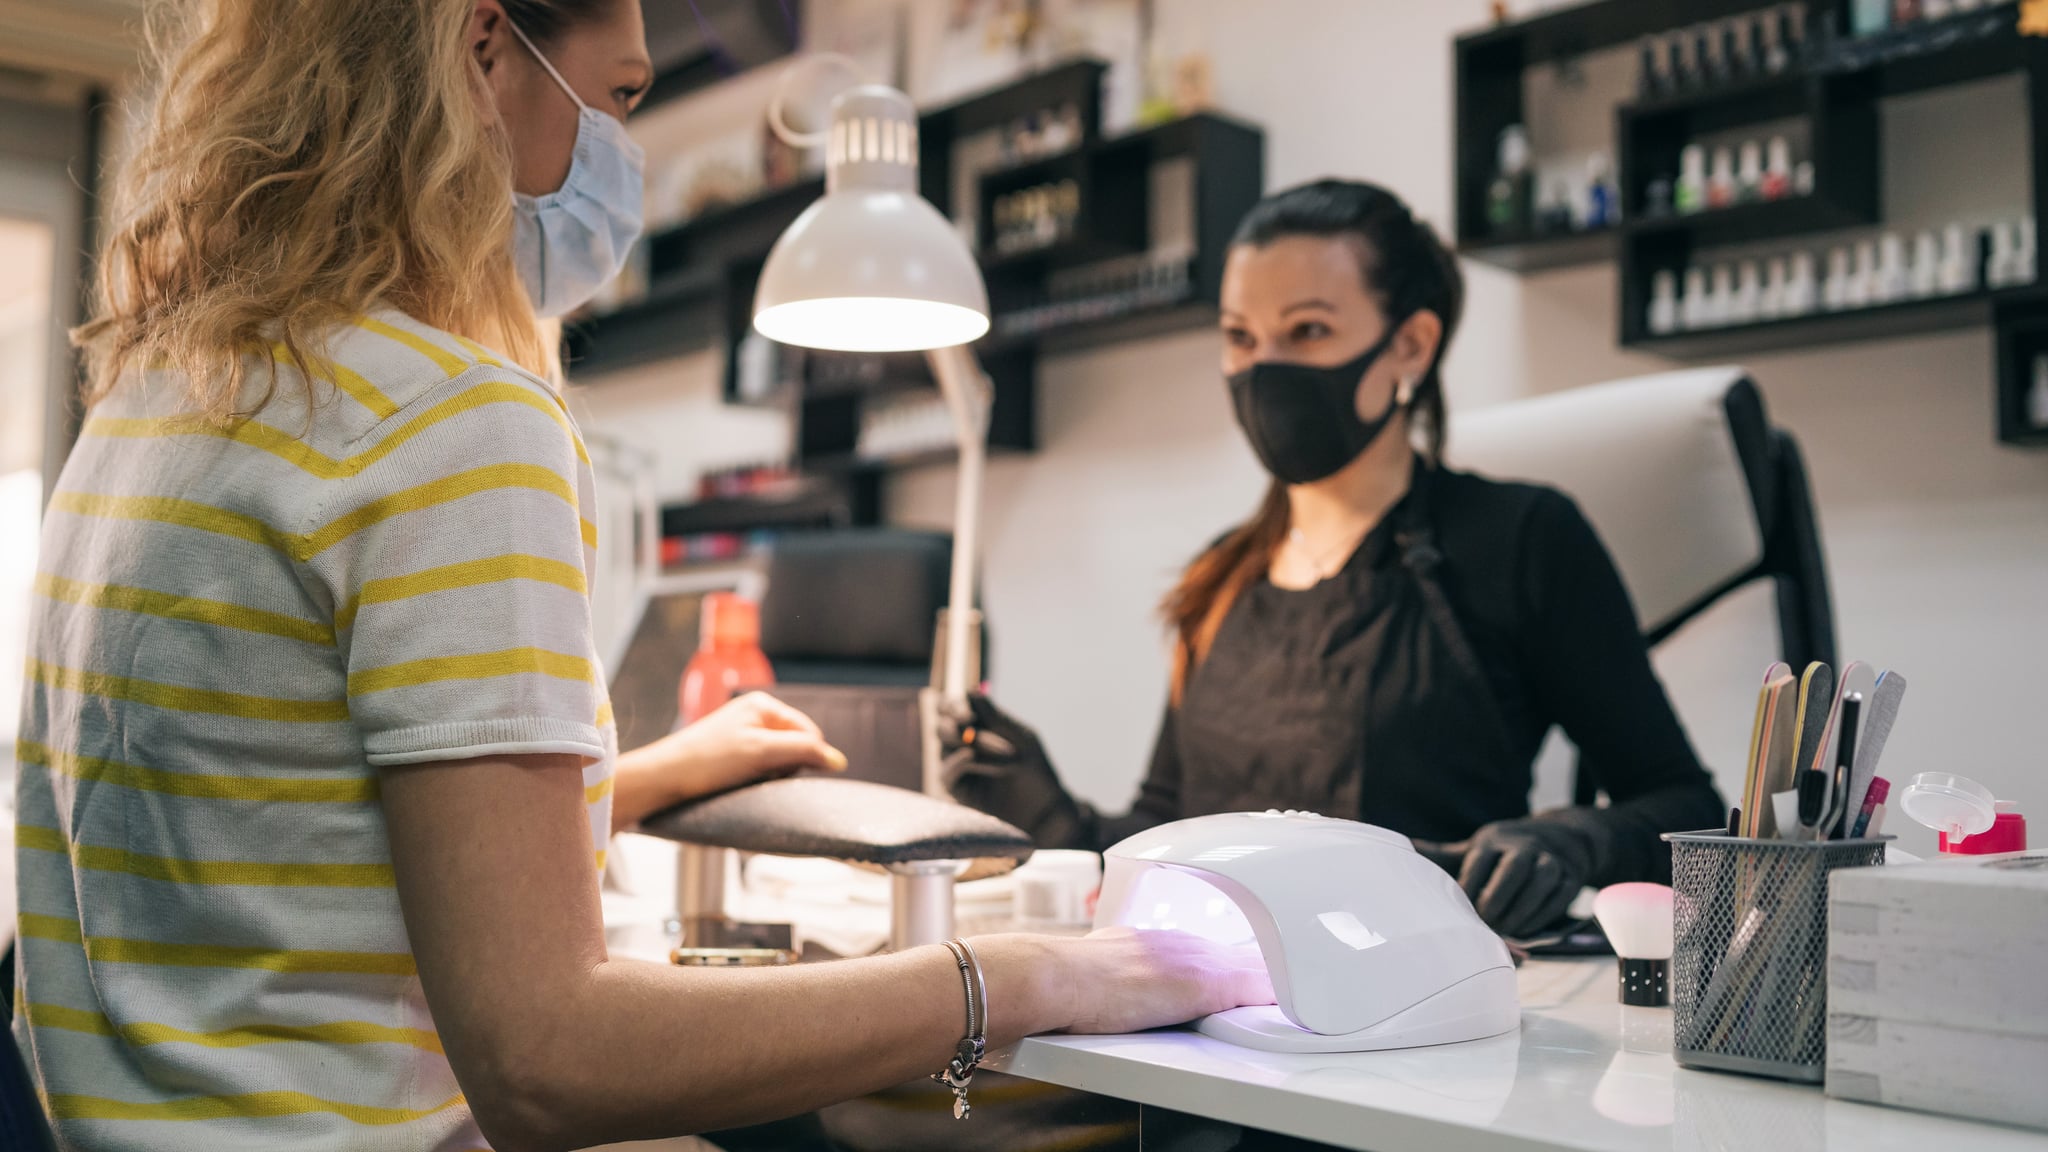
679 592 775 725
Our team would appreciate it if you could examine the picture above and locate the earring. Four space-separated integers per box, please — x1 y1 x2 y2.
1396 377 1416 406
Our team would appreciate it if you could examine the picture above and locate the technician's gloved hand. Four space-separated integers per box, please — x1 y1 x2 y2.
940 693 1097 849
1415 814 1607 940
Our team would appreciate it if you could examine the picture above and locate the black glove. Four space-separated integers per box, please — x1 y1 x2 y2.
1415 812 1613 940
939 693 1097 849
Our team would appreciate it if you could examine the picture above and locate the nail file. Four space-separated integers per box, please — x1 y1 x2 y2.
1845 671 1906 826
1811 662 1876 824
1789 662 1834 798
1743 665 1796 838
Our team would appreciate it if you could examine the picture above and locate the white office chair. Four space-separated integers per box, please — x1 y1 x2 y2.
1451 366 1833 803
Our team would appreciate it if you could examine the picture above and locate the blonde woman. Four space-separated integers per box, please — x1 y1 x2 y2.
11 2 1270 1150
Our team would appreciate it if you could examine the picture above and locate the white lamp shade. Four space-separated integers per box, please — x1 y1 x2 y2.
753 188 989 352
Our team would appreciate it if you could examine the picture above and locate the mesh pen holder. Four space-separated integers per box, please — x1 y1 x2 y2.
1664 830 1887 1083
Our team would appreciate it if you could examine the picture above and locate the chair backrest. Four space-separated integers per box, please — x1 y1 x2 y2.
1450 367 1832 667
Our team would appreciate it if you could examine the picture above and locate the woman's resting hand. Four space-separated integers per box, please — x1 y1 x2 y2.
612 692 845 829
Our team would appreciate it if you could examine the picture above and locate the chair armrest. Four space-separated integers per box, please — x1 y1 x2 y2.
638 776 1035 877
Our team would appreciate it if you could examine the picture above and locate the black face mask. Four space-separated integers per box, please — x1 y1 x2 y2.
1227 321 1408 485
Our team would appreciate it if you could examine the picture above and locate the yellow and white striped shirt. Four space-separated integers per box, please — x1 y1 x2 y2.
12 311 615 1151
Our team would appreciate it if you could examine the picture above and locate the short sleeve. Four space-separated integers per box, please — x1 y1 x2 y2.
311 369 606 767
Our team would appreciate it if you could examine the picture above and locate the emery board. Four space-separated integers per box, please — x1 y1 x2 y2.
1790 662 1834 801
1846 670 1907 823
1745 665 1797 838
1741 663 1791 834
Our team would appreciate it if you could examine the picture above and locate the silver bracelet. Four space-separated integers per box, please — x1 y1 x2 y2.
932 938 988 1119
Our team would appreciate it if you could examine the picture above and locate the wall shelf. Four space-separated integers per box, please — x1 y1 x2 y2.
660 470 883 538
1455 0 2048 447
1458 228 1617 273
1624 285 2043 359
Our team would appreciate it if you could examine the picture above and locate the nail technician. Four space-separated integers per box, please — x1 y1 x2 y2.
949 180 1726 940
13 2 1267 1149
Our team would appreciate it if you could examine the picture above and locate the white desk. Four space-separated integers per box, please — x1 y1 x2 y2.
987 958 2048 1152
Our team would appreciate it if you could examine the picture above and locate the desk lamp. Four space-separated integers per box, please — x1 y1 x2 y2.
749 79 999 948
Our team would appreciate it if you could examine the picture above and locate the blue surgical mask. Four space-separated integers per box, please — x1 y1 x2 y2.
505 19 646 318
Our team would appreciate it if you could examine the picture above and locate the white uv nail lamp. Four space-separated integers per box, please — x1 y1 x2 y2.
1095 811 1521 1053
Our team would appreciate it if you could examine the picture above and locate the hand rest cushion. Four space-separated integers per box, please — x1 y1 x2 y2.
640 776 1034 876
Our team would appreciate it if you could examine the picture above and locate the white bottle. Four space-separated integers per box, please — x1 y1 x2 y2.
1764 136 1794 200
2032 355 2048 429
1793 159 1816 197
1710 264 1737 327
1824 246 1852 311
1786 251 1820 315
1912 230 1942 298
1732 260 1763 323
1761 256 1789 319
1988 221 2018 288
1876 233 1909 303
1709 146 1738 210
1847 239 1878 308
1940 222 1979 294
1677 145 1708 215
1683 266 1712 330
1649 269 1680 335
1737 140 1765 202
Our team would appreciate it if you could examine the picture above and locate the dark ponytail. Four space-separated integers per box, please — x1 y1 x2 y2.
1163 179 1463 704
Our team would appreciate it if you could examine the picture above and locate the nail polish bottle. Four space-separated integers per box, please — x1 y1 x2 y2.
1853 0 1891 36
1709 146 1738 209
1924 0 1955 18
1987 221 2017 289
1639 37 1668 99
1698 25 1726 87
1586 153 1617 229
1876 233 1909 303
1786 250 1820 314
1737 140 1765 202
1732 260 1764 323
1765 8 1794 73
1649 269 1680 335
1683 266 1712 330
1676 145 1708 215
1711 263 1737 326
1724 20 1756 80
1848 239 1878 307
1646 176 1675 218
1793 160 1816 197
1762 256 1789 319
1667 34 1695 92
1939 223 1978 294
1912 230 1941 297
1762 136 1793 200
1894 0 1921 25
1824 246 1853 310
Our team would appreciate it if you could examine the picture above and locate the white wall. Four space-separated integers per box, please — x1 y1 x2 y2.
576 0 2048 856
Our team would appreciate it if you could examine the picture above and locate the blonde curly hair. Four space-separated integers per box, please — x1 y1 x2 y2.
74 0 553 417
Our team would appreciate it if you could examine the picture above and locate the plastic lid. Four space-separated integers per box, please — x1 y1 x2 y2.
699 591 762 652
1899 772 1997 843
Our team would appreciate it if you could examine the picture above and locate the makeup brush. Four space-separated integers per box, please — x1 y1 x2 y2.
1593 883 1675 1007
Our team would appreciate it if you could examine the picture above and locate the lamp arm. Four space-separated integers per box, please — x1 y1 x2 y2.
926 342 990 706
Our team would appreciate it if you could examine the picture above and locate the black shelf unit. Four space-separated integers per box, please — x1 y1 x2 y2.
660 471 882 539
567 58 1264 465
1454 0 2048 447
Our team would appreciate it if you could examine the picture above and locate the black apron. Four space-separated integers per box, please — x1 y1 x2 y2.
1172 468 1531 844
